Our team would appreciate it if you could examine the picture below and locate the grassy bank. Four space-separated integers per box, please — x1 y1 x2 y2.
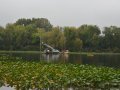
69 52 120 55
0 55 120 89
0 51 41 54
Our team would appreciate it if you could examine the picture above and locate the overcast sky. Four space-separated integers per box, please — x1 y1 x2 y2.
0 0 120 27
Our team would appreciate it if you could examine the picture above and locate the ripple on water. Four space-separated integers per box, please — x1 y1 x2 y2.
0 86 14 90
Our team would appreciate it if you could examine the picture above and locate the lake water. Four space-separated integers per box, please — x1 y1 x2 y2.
1 52 120 68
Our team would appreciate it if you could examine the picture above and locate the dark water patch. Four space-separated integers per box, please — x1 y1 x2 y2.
0 52 120 68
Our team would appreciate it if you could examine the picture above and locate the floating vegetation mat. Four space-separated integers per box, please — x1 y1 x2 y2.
0 55 120 89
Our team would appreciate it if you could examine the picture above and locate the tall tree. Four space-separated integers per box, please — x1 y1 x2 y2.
103 26 120 52
43 27 66 50
64 27 83 51
78 25 101 51
15 18 53 31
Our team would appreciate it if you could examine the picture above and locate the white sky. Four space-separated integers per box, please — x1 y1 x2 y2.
0 0 120 27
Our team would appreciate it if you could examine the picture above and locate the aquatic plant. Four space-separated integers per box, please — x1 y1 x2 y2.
0 55 120 89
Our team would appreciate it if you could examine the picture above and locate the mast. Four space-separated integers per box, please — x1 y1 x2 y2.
40 37 42 53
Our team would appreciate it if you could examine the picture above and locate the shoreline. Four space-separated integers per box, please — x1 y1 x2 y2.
0 51 120 55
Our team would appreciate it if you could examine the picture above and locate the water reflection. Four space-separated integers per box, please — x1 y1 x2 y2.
1 86 120 90
0 52 120 68
40 54 69 63
0 86 14 90
0 86 80 90
42 54 60 62
40 54 119 68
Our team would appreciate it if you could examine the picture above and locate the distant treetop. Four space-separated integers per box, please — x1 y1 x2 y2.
14 18 53 31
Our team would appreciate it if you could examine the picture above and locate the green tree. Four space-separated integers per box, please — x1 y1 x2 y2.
73 38 83 51
32 18 52 31
64 27 83 51
15 18 53 31
103 26 120 52
15 18 31 26
43 27 66 50
78 25 101 51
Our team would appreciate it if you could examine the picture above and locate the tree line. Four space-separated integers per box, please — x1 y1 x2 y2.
0 18 120 52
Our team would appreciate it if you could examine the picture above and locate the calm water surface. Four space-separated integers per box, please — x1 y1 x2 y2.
1 52 120 68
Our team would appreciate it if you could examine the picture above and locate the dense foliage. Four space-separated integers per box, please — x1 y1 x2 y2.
0 18 120 52
0 55 120 89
